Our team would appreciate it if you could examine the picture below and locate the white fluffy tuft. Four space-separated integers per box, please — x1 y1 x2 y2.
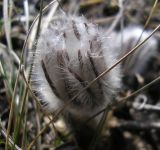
31 14 121 118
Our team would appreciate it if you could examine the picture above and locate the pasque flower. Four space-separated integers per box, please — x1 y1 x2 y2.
31 14 121 119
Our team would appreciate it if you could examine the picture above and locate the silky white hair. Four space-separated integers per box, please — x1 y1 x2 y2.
107 26 158 75
31 14 121 119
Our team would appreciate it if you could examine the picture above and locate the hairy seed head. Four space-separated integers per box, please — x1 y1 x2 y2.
31 14 121 118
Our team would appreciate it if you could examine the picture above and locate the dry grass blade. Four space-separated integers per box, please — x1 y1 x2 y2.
88 108 108 150
33 101 42 150
0 59 13 96
41 0 59 33
5 72 20 150
106 0 124 35
80 0 103 7
24 0 29 32
143 0 158 29
27 116 57 150
3 0 12 52
0 123 22 150
0 43 20 65
119 0 124 51
10 50 20 65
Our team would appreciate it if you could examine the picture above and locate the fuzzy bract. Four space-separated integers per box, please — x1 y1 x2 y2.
31 14 121 118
